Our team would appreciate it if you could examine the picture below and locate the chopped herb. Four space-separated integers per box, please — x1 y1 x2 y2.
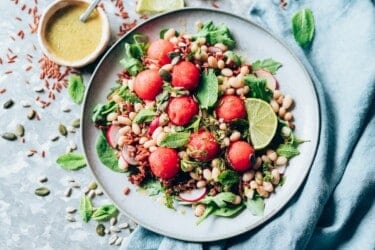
180 159 205 172
244 74 273 102
201 192 236 208
276 144 300 159
251 59 282 75
164 193 175 209
224 51 242 66
213 204 245 217
279 176 286 186
185 116 201 132
193 21 235 49
92 101 117 125
218 170 240 186
116 86 142 104
196 69 218 109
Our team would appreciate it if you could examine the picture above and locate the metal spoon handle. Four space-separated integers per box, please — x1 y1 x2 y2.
80 0 101 23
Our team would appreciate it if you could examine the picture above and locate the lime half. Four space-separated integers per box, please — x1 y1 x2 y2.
245 98 278 150
136 0 185 13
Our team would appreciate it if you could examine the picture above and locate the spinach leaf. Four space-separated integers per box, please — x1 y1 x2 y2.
92 101 117 125
193 21 235 49
244 74 273 102
68 74 85 104
92 204 118 221
276 143 300 159
133 109 157 123
120 34 148 76
251 59 282 75
56 153 87 171
159 132 190 148
213 204 245 217
292 8 315 48
79 196 93 222
201 192 236 208
196 69 218 109
96 133 125 173
245 196 265 216
218 170 240 186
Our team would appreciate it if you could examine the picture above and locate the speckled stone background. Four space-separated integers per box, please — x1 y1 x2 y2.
0 0 252 249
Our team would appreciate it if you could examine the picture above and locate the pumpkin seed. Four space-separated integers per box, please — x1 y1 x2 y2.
96 224 105 237
58 124 67 136
88 181 97 190
3 99 14 109
35 187 50 196
27 109 36 120
71 119 80 128
16 124 25 137
2 132 17 141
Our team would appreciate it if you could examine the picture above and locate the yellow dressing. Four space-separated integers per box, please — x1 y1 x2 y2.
45 3 102 61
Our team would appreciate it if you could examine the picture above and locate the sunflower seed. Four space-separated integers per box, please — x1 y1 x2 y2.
61 106 71 112
118 222 129 229
66 207 77 213
66 145 73 153
27 109 36 120
35 187 50 196
110 226 120 233
71 119 80 128
82 186 90 195
2 132 17 141
114 237 123 246
109 235 118 245
67 126 76 133
96 224 105 237
88 189 95 199
38 176 48 183
3 99 14 109
64 187 72 197
20 100 31 108
26 150 34 157
69 141 77 150
15 124 25 137
71 182 80 188
95 189 103 196
66 215 76 222
50 135 59 142
110 217 117 226
33 86 44 93
66 176 75 182
58 124 67 136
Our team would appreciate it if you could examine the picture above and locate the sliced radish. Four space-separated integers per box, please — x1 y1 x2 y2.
178 187 207 202
148 116 160 135
121 145 138 165
255 69 278 91
106 125 121 148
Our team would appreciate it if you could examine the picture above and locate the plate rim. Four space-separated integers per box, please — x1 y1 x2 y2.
81 7 321 242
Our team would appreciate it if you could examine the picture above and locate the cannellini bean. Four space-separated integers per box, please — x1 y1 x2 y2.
270 100 280 113
195 204 206 217
131 123 141 135
134 103 143 112
144 139 157 148
214 43 227 51
277 96 284 105
273 90 282 99
117 136 127 147
163 28 176 40
243 86 250 94
242 170 255 182
118 157 129 170
221 68 233 77
156 132 167 146
257 186 269 198
178 151 188 159
240 65 250 75
161 64 173 72
219 123 227 130
229 131 241 142
128 112 137 120
190 42 198 53
200 52 208 61
200 45 208 52
217 60 225 69
282 96 294 109
271 169 280 185
158 113 169 125
139 137 148 144
255 171 263 185
211 167 220 181
244 187 254 199
266 149 277 162
117 116 132 126
152 126 163 140
232 195 242 205
261 155 270 162
196 180 207 188
207 56 218 68
236 88 245 96
203 169 212 181
263 181 274 192
250 180 258 189
107 112 118 122
276 156 288 166
223 137 230 146
284 112 293 121
225 88 235 95
196 37 206 45
278 107 286 118
119 126 131 135
281 126 292 137
228 76 241 89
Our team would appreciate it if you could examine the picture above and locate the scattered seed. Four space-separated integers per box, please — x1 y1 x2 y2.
71 119 80 128
67 126 76 133
95 189 103 196
96 224 105 237
123 186 130 195
110 217 117 226
109 235 118 245
88 189 95 199
33 86 44 93
66 145 73 153
3 99 14 109
104 228 110 235
110 225 120 233
118 222 129 229
66 176 75 182
50 135 59 141
26 150 34 157
64 187 72 197
61 106 71 112
71 182 80 188
82 186 90 194
115 237 123 246
38 176 48 183
35 187 50 196
66 207 77 213
27 109 36 120
2 132 17 141
15 124 25 137
20 100 31 107
58 124 67 136
66 215 76 222
88 181 97 190
69 141 77 150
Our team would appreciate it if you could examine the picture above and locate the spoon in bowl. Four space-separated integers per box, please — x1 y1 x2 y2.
80 0 101 22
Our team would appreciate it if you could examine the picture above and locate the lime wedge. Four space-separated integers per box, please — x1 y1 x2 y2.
245 98 278 150
136 0 185 13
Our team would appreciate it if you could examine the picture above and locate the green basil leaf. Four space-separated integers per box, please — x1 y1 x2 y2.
92 204 118 221
159 132 190 148
276 144 300 159
292 8 315 48
133 109 157 123
244 74 273 102
92 101 118 125
96 133 125 173
56 153 87 171
193 21 235 49
68 74 85 104
218 170 240 186
196 69 218 109
246 197 265 216
213 204 245 217
80 196 93 222
251 59 282 75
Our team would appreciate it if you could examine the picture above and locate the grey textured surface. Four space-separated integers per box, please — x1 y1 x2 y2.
0 0 253 249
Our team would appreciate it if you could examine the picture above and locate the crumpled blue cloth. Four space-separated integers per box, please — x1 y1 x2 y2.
122 0 375 249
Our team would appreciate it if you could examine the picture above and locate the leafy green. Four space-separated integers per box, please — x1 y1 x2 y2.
185 116 201 132
68 75 85 104
213 204 245 217
279 176 286 186
193 21 235 49
116 86 141 104
218 170 240 186
276 144 300 159
224 51 242 66
92 204 118 221
56 153 87 171
230 119 249 139
262 162 273 182
292 8 315 48
180 159 205 172
96 133 126 173
245 196 265 216
120 34 148 75
244 74 273 102
133 109 157 123
142 179 164 196
196 69 218 109
159 132 190 148
196 205 215 225
164 193 175 209
201 192 236 208
79 196 93 222
92 101 117 125
251 59 283 75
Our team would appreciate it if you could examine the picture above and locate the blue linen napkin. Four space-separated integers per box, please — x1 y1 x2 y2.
122 0 375 249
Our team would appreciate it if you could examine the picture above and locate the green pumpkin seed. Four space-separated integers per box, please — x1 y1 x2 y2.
96 224 105 237
2 132 17 141
35 187 50 196
88 181 97 190
3 99 14 109
71 119 80 128
27 109 36 120
59 124 68 136
16 124 25 137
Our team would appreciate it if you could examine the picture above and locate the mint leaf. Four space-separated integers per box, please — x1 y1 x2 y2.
276 144 300 159
92 204 118 221
292 8 315 48
92 101 117 125
80 196 93 222
244 74 273 101
218 170 240 186
68 75 85 104
246 197 265 216
196 69 218 109
252 59 282 75
96 133 125 173
193 21 235 49
159 132 190 148
120 35 148 75
133 109 156 123
56 153 87 171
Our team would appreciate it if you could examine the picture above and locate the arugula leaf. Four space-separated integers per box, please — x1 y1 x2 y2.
245 196 265 216
120 35 148 75
244 74 273 102
68 75 85 104
224 51 242 66
79 196 93 222
276 144 300 159
159 132 190 148
142 179 164 196
292 8 315 48
201 192 236 208
92 101 117 125
133 109 157 123
251 59 283 75
116 86 141 104
193 21 235 49
196 69 218 109
56 153 87 171
92 204 118 221
213 204 245 217
96 133 126 173
218 170 240 186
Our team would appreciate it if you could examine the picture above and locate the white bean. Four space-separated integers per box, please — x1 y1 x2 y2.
214 43 227 51
257 186 269 198
139 137 148 144
250 180 258 189
240 65 250 75
270 100 280 113
117 116 132 126
232 195 242 205
144 139 157 148
276 156 288 166
263 181 274 192
282 96 294 109
266 149 277 162
156 132 167 146
271 169 280 185
195 204 206 217
211 167 220 181
242 170 255 182
221 68 233 77
163 28 176 40
217 60 225 69
225 88 235 95
273 90 282 99
219 123 227 130
128 112 137 120
107 112 118 122
229 131 241 142
207 56 218 68
119 126 131 135
278 107 286 118
284 112 293 121
131 123 141 135
196 180 207 188
152 126 163 140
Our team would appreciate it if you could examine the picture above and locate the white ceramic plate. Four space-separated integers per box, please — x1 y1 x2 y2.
82 8 320 242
